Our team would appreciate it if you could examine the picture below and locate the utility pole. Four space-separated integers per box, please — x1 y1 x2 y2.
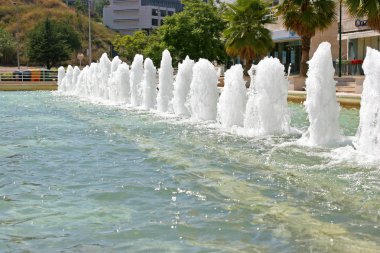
339 0 342 77
13 1 20 70
88 0 92 64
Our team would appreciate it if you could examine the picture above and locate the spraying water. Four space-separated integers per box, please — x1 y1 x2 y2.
172 56 194 116
130 54 144 107
301 42 341 147
57 66 66 88
189 59 219 121
109 56 123 102
157 50 174 113
115 63 131 104
244 57 290 135
217 64 247 128
354 47 380 155
142 58 157 110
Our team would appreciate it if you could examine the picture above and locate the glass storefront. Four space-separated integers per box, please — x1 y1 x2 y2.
270 40 302 75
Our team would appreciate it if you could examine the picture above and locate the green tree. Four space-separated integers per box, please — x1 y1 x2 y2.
27 18 81 69
345 0 380 31
0 28 16 65
277 0 336 76
157 0 226 64
112 30 149 63
74 0 86 14
223 0 273 74
143 31 167 66
95 0 110 18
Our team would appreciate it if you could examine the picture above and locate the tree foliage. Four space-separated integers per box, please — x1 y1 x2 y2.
27 18 81 69
277 0 336 76
112 30 149 63
0 28 16 65
345 0 380 31
94 0 110 18
223 0 273 73
157 0 226 64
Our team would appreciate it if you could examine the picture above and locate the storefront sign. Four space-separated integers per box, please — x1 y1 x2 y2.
355 19 368 27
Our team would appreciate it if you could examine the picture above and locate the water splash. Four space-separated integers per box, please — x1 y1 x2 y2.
142 58 157 110
354 47 380 155
157 50 174 113
189 59 219 121
172 56 194 116
217 64 247 128
130 54 144 107
300 42 341 147
244 57 290 135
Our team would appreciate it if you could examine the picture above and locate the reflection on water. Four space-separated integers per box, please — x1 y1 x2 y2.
0 92 379 252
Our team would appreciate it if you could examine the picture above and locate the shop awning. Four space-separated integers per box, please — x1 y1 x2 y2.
340 30 380 40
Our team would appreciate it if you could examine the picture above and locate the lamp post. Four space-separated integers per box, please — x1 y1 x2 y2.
12 1 20 70
88 0 92 64
339 0 342 77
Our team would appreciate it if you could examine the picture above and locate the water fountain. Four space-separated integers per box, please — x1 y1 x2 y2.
157 50 174 113
300 42 341 147
172 56 194 116
142 58 157 110
354 47 380 155
243 57 291 135
217 64 246 128
189 58 219 121
130 54 144 107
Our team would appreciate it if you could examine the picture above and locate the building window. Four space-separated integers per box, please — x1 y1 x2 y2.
168 10 174 16
152 9 158 16
152 18 158 26
160 10 166 17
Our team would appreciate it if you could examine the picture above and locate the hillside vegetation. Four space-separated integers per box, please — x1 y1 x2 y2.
0 0 116 66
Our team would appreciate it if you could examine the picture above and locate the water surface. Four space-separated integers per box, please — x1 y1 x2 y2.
0 92 379 252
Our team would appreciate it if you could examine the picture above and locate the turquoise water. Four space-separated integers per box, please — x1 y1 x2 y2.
0 91 379 252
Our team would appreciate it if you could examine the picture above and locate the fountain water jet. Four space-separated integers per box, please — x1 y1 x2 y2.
354 47 380 155
157 50 174 113
300 42 341 147
130 54 144 106
142 58 157 110
189 59 219 121
172 56 194 116
217 64 247 128
244 57 290 135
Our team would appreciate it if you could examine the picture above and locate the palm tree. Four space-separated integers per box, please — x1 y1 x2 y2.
223 0 273 75
345 0 380 30
277 0 336 77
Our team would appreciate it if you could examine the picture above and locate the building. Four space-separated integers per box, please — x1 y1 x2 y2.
103 0 183 35
266 0 349 75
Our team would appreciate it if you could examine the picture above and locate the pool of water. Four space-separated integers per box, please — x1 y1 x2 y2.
0 91 379 252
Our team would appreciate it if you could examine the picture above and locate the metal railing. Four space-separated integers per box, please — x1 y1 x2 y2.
334 61 364 76
0 69 58 83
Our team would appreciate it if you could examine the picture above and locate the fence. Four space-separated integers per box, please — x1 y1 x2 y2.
334 60 364 76
0 69 58 83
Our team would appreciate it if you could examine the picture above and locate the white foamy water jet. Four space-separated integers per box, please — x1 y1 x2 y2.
109 56 123 102
142 58 157 109
57 66 66 89
97 53 112 100
172 56 194 116
217 64 247 128
244 57 290 135
157 50 174 113
63 65 73 93
354 47 380 155
300 42 341 147
189 59 219 121
130 54 144 106
114 63 131 104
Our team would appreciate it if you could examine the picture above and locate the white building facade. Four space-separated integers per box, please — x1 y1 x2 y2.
103 0 182 35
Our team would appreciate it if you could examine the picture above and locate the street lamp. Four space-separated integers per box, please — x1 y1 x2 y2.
12 1 20 70
88 0 92 64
